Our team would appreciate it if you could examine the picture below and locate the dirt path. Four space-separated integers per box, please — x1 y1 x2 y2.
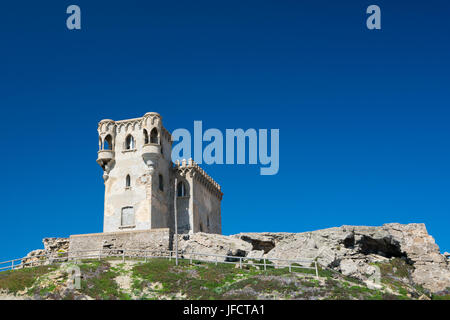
109 260 137 293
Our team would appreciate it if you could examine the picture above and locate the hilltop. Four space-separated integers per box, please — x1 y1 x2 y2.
0 257 448 300
1 222 449 300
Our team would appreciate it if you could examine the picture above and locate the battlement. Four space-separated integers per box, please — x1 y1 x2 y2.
97 112 172 141
175 158 223 200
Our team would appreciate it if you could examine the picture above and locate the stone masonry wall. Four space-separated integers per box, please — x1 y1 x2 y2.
68 228 172 258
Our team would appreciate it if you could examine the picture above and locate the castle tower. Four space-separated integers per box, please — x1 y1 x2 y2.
96 112 223 234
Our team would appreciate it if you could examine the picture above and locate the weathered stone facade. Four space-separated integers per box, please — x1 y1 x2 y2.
96 112 222 234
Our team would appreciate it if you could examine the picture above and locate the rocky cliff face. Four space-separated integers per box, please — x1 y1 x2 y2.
177 223 450 293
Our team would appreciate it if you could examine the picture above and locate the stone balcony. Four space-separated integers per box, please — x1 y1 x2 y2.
142 143 161 168
96 149 115 166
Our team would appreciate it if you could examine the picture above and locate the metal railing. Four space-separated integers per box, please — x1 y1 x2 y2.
0 248 319 278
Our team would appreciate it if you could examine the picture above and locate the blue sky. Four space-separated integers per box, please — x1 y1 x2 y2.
0 1 449 261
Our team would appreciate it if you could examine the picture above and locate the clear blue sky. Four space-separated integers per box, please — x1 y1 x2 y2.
0 1 449 261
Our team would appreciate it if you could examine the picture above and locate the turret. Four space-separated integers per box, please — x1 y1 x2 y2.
141 112 162 172
97 119 116 179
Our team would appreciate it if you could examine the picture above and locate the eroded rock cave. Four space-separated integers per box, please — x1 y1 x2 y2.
239 235 276 254
343 233 411 262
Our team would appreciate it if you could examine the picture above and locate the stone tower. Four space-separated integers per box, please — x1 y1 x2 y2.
96 112 223 234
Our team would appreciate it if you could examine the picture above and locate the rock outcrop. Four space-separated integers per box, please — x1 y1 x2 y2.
22 238 69 266
178 223 450 292
177 233 252 262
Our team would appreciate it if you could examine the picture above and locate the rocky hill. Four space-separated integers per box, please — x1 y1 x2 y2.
1 223 449 300
178 223 450 293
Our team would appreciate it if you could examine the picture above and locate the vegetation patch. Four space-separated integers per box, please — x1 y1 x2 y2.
0 265 57 294
78 260 128 299
373 257 414 279
0 257 435 300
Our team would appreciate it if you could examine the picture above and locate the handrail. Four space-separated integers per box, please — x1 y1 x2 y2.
0 248 319 278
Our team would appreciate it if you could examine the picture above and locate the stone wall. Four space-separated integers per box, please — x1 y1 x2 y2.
68 228 172 258
193 177 222 234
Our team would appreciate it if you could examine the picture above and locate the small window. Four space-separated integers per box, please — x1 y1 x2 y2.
121 207 135 227
150 128 158 144
125 135 135 150
177 181 187 197
158 174 164 191
143 129 149 144
126 175 131 188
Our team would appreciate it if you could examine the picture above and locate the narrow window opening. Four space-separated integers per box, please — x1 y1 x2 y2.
126 175 131 188
150 128 158 144
158 174 164 192
143 129 149 144
125 135 135 150
177 181 187 197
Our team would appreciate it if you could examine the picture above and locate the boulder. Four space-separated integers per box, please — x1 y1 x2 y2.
177 232 252 262
21 249 46 267
246 250 265 259
231 233 278 253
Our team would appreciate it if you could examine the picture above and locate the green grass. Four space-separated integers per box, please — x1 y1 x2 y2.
372 257 414 279
132 259 249 299
432 294 450 300
0 265 57 294
77 260 129 300
0 257 428 300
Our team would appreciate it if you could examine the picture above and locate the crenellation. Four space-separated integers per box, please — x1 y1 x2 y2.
174 158 223 200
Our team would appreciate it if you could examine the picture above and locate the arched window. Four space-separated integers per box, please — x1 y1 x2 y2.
126 175 131 188
158 174 164 191
104 135 113 150
150 128 158 144
125 135 135 150
177 181 187 197
143 129 149 144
